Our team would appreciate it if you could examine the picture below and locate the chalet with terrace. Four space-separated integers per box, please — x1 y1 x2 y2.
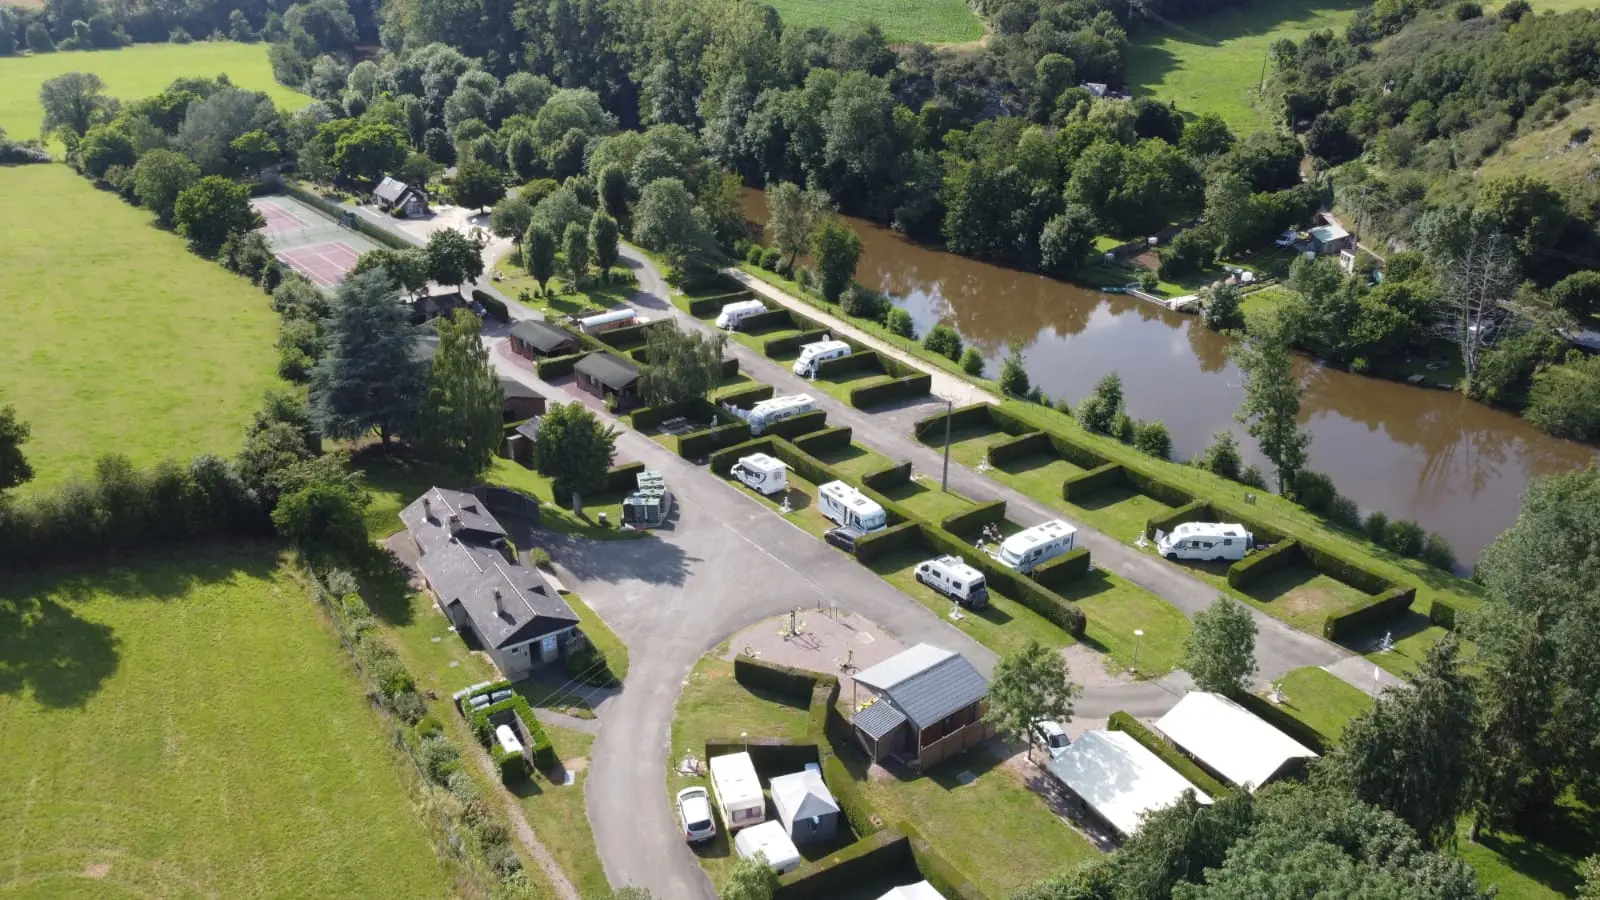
399 487 580 680
851 643 993 770
509 319 581 360
574 352 642 410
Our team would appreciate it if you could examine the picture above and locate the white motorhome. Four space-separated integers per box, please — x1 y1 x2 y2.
996 519 1077 574
708 751 765 831
817 481 887 533
731 453 789 496
792 340 851 377
1156 522 1253 562
715 299 768 330
914 556 990 608
744 394 817 435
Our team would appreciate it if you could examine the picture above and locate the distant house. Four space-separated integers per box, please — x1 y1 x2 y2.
399 487 580 680
1308 222 1353 255
851 643 992 769
770 766 840 845
1154 692 1318 791
374 176 428 217
1046 729 1212 838
1081 82 1131 101
509 319 580 360
574 352 642 410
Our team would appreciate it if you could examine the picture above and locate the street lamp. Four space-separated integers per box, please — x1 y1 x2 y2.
1132 629 1144 673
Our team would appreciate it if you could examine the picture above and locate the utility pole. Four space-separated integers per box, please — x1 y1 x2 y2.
941 398 952 492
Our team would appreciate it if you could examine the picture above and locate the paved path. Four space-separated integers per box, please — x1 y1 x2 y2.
1324 656 1406 698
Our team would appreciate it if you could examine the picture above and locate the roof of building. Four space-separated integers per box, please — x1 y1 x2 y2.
1046 730 1212 837
771 768 840 827
1154 692 1318 791
374 176 414 203
399 488 577 650
514 418 542 442
854 643 988 730
510 319 579 353
853 698 908 740
734 821 800 869
499 376 544 401
575 352 640 390
1309 223 1350 243
877 882 946 900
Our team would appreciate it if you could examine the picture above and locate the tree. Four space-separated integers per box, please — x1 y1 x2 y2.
1548 270 1600 318
0 403 33 494
638 324 727 407
173 176 263 257
1525 356 1600 440
77 124 135 179
532 401 618 501
452 159 505 212
986 640 1080 761
1327 634 1476 848
489 195 534 242
131 148 199 226
308 271 425 447
1202 282 1244 331
999 342 1030 397
598 163 629 220
523 224 557 294
418 309 503 476
563 222 591 283
1196 431 1243 481
351 248 429 297
721 854 778 900
923 324 962 361
961 347 984 376
425 228 485 292
1038 206 1096 280
25 21 53 53
1135 421 1172 459
885 307 914 339
1231 312 1310 493
590 212 620 277
271 474 371 565
229 129 281 174
38 71 110 138
1580 856 1600 900
1431 230 1519 387
765 180 829 267
810 216 861 302
1182 596 1257 695
633 177 718 276
1204 173 1258 255
1075 372 1124 434
331 122 407 183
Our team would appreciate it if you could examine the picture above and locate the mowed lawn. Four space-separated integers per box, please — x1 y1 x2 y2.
767 0 983 44
0 547 454 897
0 41 309 136
1125 0 1365 133
0 165 282 489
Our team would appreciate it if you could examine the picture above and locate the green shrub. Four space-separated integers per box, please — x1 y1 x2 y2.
536 351 589 379
1422 533 1456 571
815 350 883 378
1290 470 1339 515
415 714 444 738
986 431 1048 466
709 436 777 474
1322 585 1418 641
1363 511 1390 544
1239 465 1268 489
687 290 755 318
902 821 987 900
471 289 508 321
1328 495 1362 530
922 526 1086 636
923 324 963 361
746 244 765 264
765 328 829 359
1230 690 1329 755
733 655 820 700
822 754 881 837
1113 410 1136 443
765 409 829 440
1108 711 1231 797
960 346 985 376
1383 519 1426 558
677 421 753 459
1297 540 1395 595
738 308 794 334
851 373 931 409
494 747 530 784
912 402 992 441
418 733 462 784
861 460 913 492
761 248 783 270
998 344 1030 397
566 644 616 686
604 461 647 492
885 307 914 338
460 681 558 771
854 520 925 563
1134 421 1172 459
630 399 696 431
939 500 1006 539
1195 431 1243 480
1430 598 1458 630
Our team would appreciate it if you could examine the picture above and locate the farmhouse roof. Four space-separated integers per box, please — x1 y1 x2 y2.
575 352 640 390
1045 730 1212 837
510 319 579 353
1154 692 1317 791
854 643 988 730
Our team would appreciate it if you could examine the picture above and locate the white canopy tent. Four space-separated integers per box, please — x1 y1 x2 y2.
877 882 946 900
1045 730 1211 837
1154 692 1318 791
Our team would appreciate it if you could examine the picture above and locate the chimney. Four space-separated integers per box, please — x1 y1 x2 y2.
422 496 433 522
447 513 463 537
493 589 505 616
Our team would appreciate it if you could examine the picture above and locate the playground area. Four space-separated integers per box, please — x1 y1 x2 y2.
251 194 383 287
721 609 906 706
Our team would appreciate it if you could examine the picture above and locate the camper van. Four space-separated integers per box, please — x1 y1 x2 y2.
708 752 765 831
576 307 638 334
731 453 788 496
996 519 1077 574
1156 522 1253 562
792 340 851 377
914 556 990 608
817 481 887 533
744 394 817 435
715 299 768 330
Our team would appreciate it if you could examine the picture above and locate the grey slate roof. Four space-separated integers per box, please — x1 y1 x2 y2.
399 487 577 649
771 768 839 826
854 643 988 730
374 176 413 203
510 320 579 354
499 376 544 401
853 698 908 740
575 352 640 390
514 417 542 442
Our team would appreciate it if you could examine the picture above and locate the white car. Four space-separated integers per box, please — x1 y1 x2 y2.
1032 720 1071 759
676 786 717 844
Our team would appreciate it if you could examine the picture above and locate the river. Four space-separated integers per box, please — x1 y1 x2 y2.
741 191 1597 564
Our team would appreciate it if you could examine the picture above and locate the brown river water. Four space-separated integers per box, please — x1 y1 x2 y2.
741 191 1597 564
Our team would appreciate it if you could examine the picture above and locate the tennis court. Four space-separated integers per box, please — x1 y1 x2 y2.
251 194 384 288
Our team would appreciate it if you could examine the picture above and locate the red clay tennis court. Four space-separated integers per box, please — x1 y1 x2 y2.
277 241 361 288
256 202 308 235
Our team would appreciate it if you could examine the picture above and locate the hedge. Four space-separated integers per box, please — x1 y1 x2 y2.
597 320 667 350
793 425 853 456
720 356 740 378
923 525 1086 636
493 746 530 784
903 820 989 900
687 290 755 318
765 409 829 440
1298 540 1395 596
1044 431 1113 470
1144 499 1213 539
460 682 557 771
603 461 646 493
677 420 753 459
1123 466 1198 509
939 499 1006 539
1322 585 1417 641
1225 539 1303 589
851 373 932 410
717 383 777 410
1032 546 1092 591
861 460 913 492
536 351 590 379
710 437 776 475
471 288 509 322
280 181 417 250
1107 711 1231 798
765 328 829 359
734 655 821 700
1230 690 1330 755
822 754 881 837
775 831 911 900
629 399 696 431
986 404 1043 438
986 431 1049 466
1062 463 1125 502
767 437 839 489
735 308 794 334
705 738 820 776
1430 598 1458 630
628 346 651 363
854 520 925 563
815 350 883 378
912 402 994 442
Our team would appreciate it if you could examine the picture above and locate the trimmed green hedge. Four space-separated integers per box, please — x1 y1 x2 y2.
1062 463 1124 501
597 320 667 350
1144 499 1213 539
720 356 740 379
765 328 829 359
1032 547 1091 591
775 831 912 900
903 821 989 900
716 383 777 409
793 425 853 456
1043 430 1113 470
851 373 931 409
912 402 995 442
822 754 881 837
677 421 753 459
492 745 530 784
604 461 646 493
939 500 1006 539
460 681 557 771
536 351 590 379
815 350 883 378
1107 711 1231 798
765 409 829 440
1124 466 1197 509
854 520 924 563
705 738 820 776
986 431 1049 466
1225 540 1303 589
768 437 839 489
709 437 776 475
630 399 696 431
1322 585 1417 641
986 403 1044 438
737 308 795 334
861 460 913 492
1230 690 1330 755
1298 540 1394 596
1430 598 1458 630
628 346 651 364
687 290 755 318
471 289 509 322
923 525 1086 636
734 655 821 700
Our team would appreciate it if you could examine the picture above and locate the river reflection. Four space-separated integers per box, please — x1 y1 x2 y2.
743 190 1597 562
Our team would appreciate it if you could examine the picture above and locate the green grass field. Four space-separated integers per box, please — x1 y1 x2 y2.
766 0 983 44
0 547 455 897
1126 0 1366 134
0 42 310 137
0 165 282 490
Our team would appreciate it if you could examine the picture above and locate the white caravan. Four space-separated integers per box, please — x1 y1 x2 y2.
731 453 789 496
792 340 851 377
1155 522 1253 562
914 556 990 608
715 299 768 330
817 481 887 533
744 394 817 435
996 519 1077 574
733 821 801 874
708 751 765 831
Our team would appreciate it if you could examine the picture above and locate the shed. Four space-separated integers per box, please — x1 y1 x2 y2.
509 320 580 360
373 176 428 217
1154 692 1317 791
574 353 642 410
500 377 547 422
851 643 992 769
1308 223 1352 255
1045 730 1212 838
877 883 946 900
709 751 766 831
733 820 801 874
769 766 840 845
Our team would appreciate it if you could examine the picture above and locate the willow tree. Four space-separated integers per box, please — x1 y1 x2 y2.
638 324 727 407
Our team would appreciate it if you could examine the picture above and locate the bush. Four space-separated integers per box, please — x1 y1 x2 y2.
1383 519 1426 558
998 344 1030 397
1062 462 1125 501
746 244 765 264
853 520 924 563
765 328 829 359
1328 495 1362 530
939 500 1006 539
1231 690 1330 755
536 351 589 379
418 733 462 783
1290 470 1339 515
959 346 984 376
677 420 753 460
1033 547 1092 591
1113 411 1136 444
1195 431 1243 481
1455 1 1483 20
1430 598 1458 630
1225 539 1302 588
775 831 911 898
885 307 914 338
923 324 963 361
390 690 427 724
471 289 508 321
761 247 783 270
566 643 616 686
1133 421 1172 459
495 747 530 784
716 384 778 410
1239 465 1268 489
840 283 890 322
765 409 829 439
1422 533 1456 571
1363 511 1390 544
415 715 444 738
